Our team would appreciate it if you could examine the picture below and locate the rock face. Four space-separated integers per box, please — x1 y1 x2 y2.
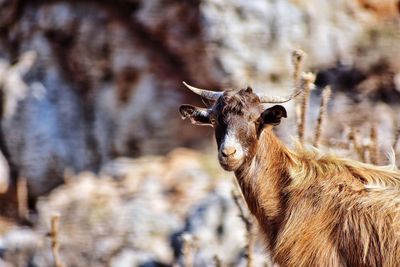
0 0 220 196
0 0 399 195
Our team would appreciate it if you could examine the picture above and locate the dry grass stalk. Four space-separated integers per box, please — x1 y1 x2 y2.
63 168 75 185
17 176 28 221
298 72 315 145
50 214 64 267
369 124 379 164
313 86 332 147
0 151 9 194
232 190 255 267
292 49 305 89
393 122 400 151
213 254 223 267
246 223 256 267
182 233 197 267
325 139 351 150
348 128 366 162
292 49 305 135
264 258 272 267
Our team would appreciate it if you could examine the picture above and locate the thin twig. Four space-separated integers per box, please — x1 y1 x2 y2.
313 86 331 147
292 49 305 136
231 190 252 229
292 49 305 89
348 128 366 162
17 176 28 221
369 123 379 165
50 214 64 267
298 72 315 145
247 224 255 267
232 190 254 267
324 139 350 150
392 120 400 151
182 233 197 267
213 254 223 267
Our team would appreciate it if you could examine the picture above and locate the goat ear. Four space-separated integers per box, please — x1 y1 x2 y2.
261 105 287 126
179 104 212 126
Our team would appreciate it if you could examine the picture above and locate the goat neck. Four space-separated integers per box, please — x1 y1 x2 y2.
234 128 293 249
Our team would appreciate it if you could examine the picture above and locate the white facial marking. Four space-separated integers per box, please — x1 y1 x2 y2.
221 129 244 160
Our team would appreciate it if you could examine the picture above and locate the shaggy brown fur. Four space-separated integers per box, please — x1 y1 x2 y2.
236 129 400 267
180 88 400 267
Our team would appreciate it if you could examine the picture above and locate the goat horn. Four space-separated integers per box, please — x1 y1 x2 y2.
257 87 304 103
259 72 315 103
182 81 222 100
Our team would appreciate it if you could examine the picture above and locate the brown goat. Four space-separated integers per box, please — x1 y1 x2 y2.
179 84 400 267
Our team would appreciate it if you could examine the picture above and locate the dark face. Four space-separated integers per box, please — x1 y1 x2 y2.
180 88 287 171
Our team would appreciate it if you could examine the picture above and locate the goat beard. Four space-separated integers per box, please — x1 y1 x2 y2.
218 155 244 171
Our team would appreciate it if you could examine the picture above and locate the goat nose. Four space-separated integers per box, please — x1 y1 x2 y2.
221 146 236 157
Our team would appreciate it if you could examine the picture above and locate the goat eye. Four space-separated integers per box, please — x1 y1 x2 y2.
210 118 217 125
255 119 261 126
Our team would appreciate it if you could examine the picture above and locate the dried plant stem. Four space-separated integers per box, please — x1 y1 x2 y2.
247 223 256 267
393 123 400 151
182 233 196 267
313 86 331 147
348 128 366 162
325 139 350 150
17 176 28 220
292 49 305 135
369 124 379 164
50 214 64 267
213 254 223 267
264 258 272 267
232 190 254 267
292 49 305 89
298 72 315 145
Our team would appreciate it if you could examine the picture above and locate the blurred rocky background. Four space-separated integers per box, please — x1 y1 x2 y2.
1 0 400 266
